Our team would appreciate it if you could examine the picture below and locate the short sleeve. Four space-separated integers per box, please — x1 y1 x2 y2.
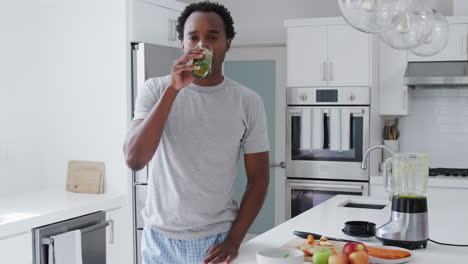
133 78 161 121
241 95 270 154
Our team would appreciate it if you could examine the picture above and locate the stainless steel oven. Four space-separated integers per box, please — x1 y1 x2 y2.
286 179 369 219
285 87 371 219
286 87 370 181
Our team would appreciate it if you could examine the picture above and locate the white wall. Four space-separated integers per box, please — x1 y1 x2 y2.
0 1 45 196
399 89 468 168
38 0 129 194
0 0 129 197
454 0 468 16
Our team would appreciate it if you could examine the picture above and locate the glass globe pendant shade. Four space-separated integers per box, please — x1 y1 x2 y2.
339 0 412 33
379 5 433 50
410 10 449 56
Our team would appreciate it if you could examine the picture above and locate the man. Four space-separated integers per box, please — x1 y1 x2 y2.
123 1 269 264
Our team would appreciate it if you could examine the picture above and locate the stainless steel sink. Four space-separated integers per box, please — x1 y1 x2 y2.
339 199 387 210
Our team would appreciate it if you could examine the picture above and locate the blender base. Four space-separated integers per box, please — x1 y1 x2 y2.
377 237 428 250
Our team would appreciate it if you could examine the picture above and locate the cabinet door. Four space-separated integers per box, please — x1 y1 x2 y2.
132 0 171 46
379 39 409 115
0 232 32 264
106 207 133 264
328 25 370 86
287 26 328 87
408 24 468 62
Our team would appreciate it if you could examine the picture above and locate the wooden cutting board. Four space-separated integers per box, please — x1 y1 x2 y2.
66 160 105 194
282 237 346 262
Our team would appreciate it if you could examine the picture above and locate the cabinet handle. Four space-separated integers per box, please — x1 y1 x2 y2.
168 19 172 41
269 161 286 168
168 19 177 41
323 62 327 81
329 61 333 81
403 89 407 111
464 34 467 56
173 20 178 41
109 219 114 244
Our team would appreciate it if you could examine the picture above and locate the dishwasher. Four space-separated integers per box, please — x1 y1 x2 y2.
32 211 110 264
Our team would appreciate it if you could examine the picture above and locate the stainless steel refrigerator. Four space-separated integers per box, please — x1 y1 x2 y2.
130 42 182 264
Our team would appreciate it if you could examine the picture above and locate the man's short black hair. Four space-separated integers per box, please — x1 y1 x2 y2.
176 1 236 40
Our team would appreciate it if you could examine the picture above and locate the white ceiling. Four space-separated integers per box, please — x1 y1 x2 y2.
177 0 454 47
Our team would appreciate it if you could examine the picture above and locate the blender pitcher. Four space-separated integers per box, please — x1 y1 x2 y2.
377 152 430 249
383 153 430 198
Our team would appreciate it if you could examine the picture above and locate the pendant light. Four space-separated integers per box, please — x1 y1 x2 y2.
379 3 433 50
339 0 412 33
410 10 449 56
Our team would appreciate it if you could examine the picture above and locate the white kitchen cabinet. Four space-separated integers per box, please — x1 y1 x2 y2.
0 232 32 264
286 21 370 87
408 23 468 62
379 39 409 115
328 25 370 86
287 26 328 87
132 0 183 48
106 206 133 264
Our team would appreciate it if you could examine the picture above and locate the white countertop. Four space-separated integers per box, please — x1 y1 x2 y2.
371 175 468 188
234 194 468 264
0 189 127 239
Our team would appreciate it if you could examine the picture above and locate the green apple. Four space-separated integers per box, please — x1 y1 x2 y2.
312 249 333 264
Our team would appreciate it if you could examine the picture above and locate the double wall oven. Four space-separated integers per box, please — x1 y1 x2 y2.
286 87 370 219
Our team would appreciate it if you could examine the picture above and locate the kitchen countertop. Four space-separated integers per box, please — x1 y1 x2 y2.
233 194 468 263
0 189 127 239
371 175 468 188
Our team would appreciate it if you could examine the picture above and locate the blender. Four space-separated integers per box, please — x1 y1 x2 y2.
362 146 430 249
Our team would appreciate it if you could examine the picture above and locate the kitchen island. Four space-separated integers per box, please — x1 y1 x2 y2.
233 194 468 263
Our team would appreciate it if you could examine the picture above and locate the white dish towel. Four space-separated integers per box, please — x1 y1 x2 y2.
340 109 351 151
300 108 312 150
49 230 83 264
311 108 324 150
329 108 341 151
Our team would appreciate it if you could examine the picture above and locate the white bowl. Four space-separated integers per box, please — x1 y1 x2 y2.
256 248 304 264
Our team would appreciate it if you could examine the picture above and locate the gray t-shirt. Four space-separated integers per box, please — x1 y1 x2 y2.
133 75 269 240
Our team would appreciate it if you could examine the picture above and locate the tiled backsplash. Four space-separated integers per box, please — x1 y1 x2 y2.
399 88 468 168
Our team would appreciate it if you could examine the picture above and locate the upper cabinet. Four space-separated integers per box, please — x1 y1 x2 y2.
285 18 371 87
379 39 409 116
131 0 185 48
408 23 468 62
327 25 370 86
287 26 328 87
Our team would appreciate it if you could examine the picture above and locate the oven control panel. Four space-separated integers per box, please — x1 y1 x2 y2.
287 87 370 105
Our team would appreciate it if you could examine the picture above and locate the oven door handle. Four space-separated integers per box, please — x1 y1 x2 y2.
288 109 365 116
289 183 364 191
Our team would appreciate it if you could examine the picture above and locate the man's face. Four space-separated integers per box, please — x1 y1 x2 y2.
181 11 231 74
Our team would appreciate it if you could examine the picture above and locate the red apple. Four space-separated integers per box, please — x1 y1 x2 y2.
328 253 349 264
348 251 369 264
342 242 368 257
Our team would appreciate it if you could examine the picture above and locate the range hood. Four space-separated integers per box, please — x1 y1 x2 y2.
403 61 468 87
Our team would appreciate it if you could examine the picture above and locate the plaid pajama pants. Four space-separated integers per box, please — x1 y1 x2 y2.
142 225 228 264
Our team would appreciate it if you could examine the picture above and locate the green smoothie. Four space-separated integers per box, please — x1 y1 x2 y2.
192 47 213 79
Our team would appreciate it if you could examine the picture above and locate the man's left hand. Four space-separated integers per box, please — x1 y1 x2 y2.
202 238 240 264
